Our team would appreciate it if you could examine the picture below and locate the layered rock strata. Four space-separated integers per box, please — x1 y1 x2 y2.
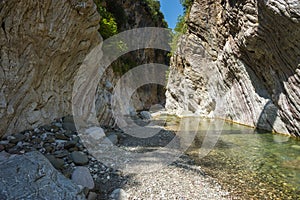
0 0 101 137
166 0 300 136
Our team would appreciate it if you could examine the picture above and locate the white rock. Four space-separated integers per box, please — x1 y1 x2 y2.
291 145 300 150
7 136 16 141
55 140 67 144
85 127 106 140
273 135 289 143
110 188 129 200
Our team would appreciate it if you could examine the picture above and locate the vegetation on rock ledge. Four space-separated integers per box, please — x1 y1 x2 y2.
170 0 194 54
94 0 118 39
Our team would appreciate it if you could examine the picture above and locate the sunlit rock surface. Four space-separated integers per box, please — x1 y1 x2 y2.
0 0 101 137
166 0 300 136
0 151 85 199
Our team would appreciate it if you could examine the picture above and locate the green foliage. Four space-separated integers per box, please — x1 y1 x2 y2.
180 0 194 12
100 16 118 39
112 57 138 75
94 0 168 38
169 0 194 54
142 0 168 27
94 0 118 39
169 15 188 54
174 15 188 34
165 68 170 86
105 1 127 31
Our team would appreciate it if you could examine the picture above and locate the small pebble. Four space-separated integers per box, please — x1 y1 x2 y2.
87 192 97 200
45 155 64 170
110 188 129 200
70 151 89 166
7 136 16 141
34 128 40 133
16 141 23 147
0 140 9 145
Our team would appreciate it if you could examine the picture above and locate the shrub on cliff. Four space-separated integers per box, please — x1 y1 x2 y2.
170 0 192 54
180 0 193 12
142 0 168 27
94 0 118 39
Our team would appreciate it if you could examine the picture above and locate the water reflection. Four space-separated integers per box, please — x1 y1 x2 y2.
172 119 300 199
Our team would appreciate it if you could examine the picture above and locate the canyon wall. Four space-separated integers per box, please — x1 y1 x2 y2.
0 0 168 137
0 0 101 137
166 0 300 136
96 0 169 126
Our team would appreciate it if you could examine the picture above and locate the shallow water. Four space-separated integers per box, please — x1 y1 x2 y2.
163 116 300 199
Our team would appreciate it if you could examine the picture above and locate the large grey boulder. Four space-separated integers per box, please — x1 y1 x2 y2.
0 151 86 200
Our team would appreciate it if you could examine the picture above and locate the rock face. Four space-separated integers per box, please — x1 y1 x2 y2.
0 0 169 136
0 151 85 199
166 0 300 136
0 0 101 137
95 0 169 126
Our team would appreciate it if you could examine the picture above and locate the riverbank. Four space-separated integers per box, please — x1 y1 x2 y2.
0 115 232 199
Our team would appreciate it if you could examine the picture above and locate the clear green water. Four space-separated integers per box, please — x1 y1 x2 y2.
184 120 300 199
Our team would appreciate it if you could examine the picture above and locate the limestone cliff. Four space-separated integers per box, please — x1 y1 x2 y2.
96 0 169 126
0 0 168 137
166 0 300 136
0 0 101 137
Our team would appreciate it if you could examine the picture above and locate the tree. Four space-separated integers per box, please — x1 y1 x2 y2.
180 0 193 12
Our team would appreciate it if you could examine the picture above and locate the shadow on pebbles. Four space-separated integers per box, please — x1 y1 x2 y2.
0 116 231 200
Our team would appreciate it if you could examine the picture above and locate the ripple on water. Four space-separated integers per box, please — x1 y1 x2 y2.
182 120 300 199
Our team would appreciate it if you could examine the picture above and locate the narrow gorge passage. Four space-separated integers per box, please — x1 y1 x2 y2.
0 0 299 199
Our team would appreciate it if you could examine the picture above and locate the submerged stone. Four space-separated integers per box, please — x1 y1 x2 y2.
291 145 300 150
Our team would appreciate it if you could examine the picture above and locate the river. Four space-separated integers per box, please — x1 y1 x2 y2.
172 118 300 199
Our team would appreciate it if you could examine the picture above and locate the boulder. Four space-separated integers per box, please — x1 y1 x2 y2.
72 166 94 189
0 151 85 199
140 111 151 120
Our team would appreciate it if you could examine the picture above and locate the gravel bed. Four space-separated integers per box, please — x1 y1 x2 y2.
0 115 232 200
123 155 231 200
